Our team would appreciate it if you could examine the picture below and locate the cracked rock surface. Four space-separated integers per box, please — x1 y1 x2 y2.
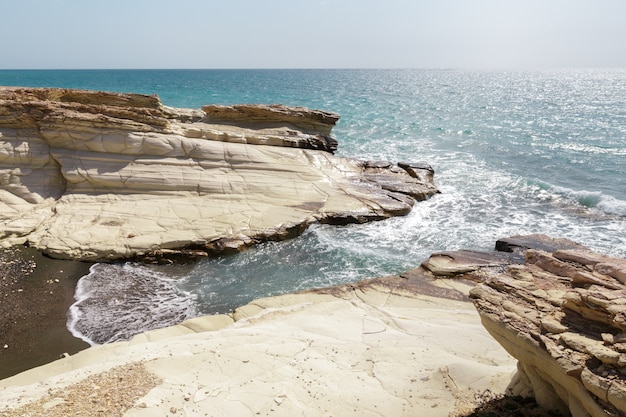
0 271 516 417
0 87 438 261
459 234 626 417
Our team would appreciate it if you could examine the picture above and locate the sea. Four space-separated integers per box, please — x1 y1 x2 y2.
1 69 625 345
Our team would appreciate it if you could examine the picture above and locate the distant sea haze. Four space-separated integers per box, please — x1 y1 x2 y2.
2 68 625 343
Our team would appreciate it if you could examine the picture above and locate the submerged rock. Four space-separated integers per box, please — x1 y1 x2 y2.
0 87 438 261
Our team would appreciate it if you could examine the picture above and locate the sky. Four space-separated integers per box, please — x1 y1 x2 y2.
1 0 625 69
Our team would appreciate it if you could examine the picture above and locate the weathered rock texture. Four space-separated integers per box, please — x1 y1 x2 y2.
202 104 340 151
0 270 515 417
0 87 438 261
452 235 626 417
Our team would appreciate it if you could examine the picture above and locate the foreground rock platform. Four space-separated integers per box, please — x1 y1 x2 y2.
426 234 626 417
0 270 516 417
0 87 438 261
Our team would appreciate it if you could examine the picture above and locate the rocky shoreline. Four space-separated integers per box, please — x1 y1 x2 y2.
5 233 618 416
0 242 574 417
4 88 626 416
469 236 626 416
0 87 438 262
0 249 518 417
0 86 439 381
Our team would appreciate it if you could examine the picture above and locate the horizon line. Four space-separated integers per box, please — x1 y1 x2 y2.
1 66 625 71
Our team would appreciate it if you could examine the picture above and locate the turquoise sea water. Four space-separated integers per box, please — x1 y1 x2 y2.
2 69 625 344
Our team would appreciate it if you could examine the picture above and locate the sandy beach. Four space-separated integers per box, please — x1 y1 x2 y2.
0 246 92 379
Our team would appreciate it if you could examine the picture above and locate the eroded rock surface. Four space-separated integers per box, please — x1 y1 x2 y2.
454 234 626 417
0 270 515 417
0 87 438 261
201 104 340 151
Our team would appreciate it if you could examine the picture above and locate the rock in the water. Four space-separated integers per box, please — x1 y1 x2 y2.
0 87 438 261
468 235 626 417
362 160 439 202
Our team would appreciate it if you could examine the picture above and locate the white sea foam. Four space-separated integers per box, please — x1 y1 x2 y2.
539 183 626 217
57 69 626 342
67 263 197 345
548 142 626 156
597 196 626 217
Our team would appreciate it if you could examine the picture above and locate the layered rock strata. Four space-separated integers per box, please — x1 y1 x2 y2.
0 87 438 261
0 268 516 417
422 234 626 417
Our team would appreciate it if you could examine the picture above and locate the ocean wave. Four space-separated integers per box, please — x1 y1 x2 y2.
50 69 626 343
546 142 626 156
526 180 626 217
67 263 197 345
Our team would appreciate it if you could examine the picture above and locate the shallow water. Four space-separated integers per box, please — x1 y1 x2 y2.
67 263 196 345
3 69 624 344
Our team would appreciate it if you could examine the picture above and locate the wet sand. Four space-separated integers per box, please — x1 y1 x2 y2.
0 245 92 380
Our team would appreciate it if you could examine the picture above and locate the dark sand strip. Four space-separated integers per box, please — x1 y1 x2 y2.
0 246 92 380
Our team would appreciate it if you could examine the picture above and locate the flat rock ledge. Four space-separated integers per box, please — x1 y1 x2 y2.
0 267 515 417
423 234 626 417
0 87 438 261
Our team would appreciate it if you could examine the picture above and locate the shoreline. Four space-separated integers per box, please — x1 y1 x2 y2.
0 236 580 416
0 269 519 417
0 246 92 380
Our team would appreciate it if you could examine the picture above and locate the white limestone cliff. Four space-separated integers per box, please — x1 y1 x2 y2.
0 271 516 417
0 87 438 261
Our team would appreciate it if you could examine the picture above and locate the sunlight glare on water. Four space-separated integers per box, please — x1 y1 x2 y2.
20 68 622 343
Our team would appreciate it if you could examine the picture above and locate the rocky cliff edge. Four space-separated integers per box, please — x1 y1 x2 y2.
421 234 626 417
0 87 438 261
0 265 515 417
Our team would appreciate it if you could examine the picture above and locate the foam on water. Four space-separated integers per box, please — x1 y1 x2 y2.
527 180 626 218
597 197 626 217
9 68 622 342
67 263 196 345
172 152 626 317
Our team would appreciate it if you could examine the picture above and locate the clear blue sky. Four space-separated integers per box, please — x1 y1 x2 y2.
2 0 625 69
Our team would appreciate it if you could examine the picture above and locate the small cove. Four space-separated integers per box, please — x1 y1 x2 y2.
1 68 625 373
